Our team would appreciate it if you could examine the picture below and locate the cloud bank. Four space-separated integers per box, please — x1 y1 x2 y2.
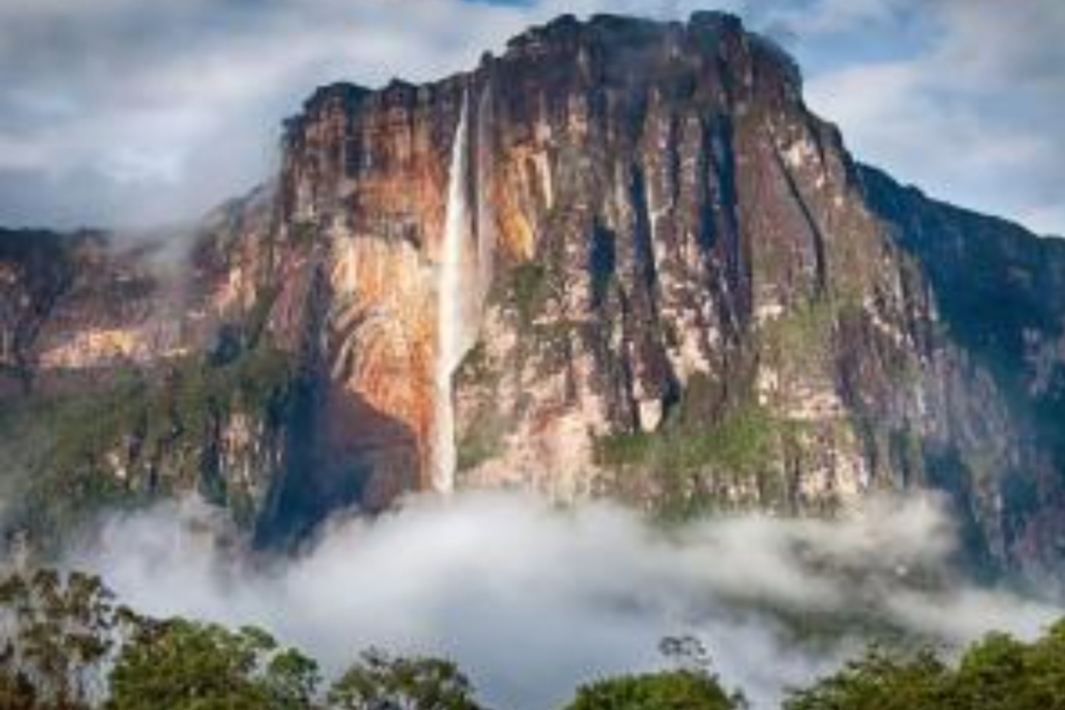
0 0 1061 234
70 491 1061 710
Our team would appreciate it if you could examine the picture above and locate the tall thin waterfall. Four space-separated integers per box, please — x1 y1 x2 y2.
431 95 472 494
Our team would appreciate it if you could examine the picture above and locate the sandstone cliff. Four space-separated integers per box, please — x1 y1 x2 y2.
2 12 1065 577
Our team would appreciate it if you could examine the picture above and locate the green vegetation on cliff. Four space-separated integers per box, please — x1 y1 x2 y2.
456 411 506 472
508 262 550 327
593 397 792 517
594 403 777 475
0 340 294 551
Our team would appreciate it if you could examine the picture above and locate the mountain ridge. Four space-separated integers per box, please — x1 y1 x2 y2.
1 11 1064 581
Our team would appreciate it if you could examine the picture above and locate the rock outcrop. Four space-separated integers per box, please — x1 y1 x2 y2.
2 12 1065 578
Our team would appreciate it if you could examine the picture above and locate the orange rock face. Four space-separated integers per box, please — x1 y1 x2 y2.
279 80 466 491
326 234 437 483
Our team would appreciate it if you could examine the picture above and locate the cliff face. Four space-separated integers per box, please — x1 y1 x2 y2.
859 165 1065 574
0 216 293 547
2 12 1065 575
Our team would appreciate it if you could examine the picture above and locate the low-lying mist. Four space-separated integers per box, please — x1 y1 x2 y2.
68 491 1061 709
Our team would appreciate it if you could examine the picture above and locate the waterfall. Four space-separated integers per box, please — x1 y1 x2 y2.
431 94 472 494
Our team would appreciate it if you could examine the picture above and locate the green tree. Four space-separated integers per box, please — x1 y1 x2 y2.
784 646 949 710
787 622 1065 710
1021 619 1065 709
950 632 1030 710
0 569 122 710
106 618 319 710
658 635 712 673
327 648 485 710
948 623 1065 710
561 669 743 710
0 664 39 710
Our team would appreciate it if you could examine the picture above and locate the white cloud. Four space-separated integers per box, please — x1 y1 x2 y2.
0 0 530 227
799 0 1065 235
807 61 1046 182
70 491 1061 710
762 0 914 35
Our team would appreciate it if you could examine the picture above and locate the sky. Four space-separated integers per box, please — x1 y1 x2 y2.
0 0 1061 235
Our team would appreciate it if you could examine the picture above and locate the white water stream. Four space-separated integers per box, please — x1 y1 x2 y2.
431 95 472 494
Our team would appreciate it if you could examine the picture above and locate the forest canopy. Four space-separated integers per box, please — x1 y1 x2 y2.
2 568 1065 710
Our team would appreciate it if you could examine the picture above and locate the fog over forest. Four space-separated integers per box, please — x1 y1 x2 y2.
68 491 1062 709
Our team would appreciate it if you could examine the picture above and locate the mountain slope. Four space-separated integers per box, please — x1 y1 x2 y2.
1 12 1064 576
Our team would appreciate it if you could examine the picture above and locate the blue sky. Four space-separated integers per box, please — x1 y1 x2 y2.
0 0 1061 235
